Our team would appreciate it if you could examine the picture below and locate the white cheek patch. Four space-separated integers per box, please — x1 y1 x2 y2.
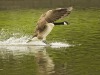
64 22 68 25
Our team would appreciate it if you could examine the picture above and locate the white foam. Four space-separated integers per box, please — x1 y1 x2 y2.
0 36 71 48
0 36 46 46
50 42 71 48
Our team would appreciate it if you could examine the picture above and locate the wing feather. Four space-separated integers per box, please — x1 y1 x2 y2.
45 7 73 22
35 7 73 32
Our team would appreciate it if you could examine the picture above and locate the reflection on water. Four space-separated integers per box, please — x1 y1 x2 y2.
34 49 55 75
0 46 55 75
0 45 99 75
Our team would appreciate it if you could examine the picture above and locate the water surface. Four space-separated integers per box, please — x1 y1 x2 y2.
0 37 71 75
0 9 100 75
0 42 99 75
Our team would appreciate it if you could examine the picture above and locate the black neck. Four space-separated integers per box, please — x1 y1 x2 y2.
53 21 68 25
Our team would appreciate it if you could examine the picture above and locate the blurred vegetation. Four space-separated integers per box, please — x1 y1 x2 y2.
0 0 100 10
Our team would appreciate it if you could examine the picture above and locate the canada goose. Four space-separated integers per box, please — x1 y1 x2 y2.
27 7 73 43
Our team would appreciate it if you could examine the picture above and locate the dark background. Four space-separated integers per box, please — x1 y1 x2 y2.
0 0 100 10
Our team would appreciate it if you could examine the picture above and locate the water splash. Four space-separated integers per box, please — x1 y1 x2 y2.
0 36 46 46
50 42 71 48
0 29 71 48
0 36 71 48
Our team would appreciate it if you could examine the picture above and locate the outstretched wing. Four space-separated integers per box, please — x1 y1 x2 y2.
45 7 73 23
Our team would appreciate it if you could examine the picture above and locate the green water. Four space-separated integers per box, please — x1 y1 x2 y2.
0 9 100 75
0 45 99 75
